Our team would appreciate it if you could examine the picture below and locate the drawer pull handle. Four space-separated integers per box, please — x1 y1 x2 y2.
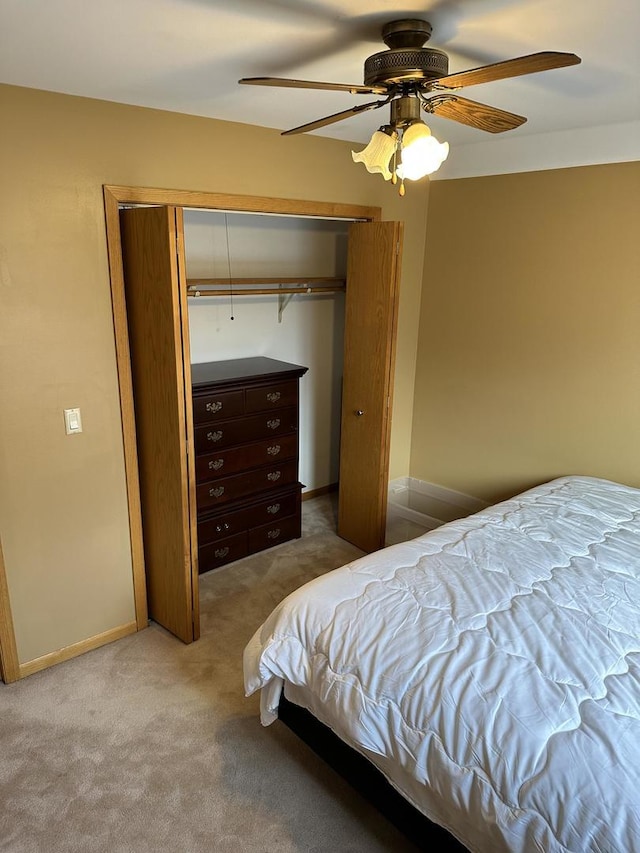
206 400 223 414
267 419 281 430
267 444 281 456
209 458 224 471
266 392 281 403
214 523 231 533
209 486 225 498
214 547 230 559
207 430 223 443
267 471 281 482
267 528 281 540
267 503 281 515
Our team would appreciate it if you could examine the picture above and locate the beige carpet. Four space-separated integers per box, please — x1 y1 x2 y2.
0 496 418 852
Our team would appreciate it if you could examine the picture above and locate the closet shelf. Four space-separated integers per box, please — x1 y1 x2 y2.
186 276 346 297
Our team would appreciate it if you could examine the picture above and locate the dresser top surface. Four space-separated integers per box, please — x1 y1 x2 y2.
191 357 307 388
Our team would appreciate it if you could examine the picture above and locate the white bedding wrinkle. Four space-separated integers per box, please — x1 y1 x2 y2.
243 476 640 853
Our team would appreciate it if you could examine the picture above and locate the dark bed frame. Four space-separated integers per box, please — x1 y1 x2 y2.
279 695 469 852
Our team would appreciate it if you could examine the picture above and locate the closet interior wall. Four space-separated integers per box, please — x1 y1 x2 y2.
184 210 350 497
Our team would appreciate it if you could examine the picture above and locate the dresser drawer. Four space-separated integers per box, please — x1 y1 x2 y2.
196 471 251 510
248 514 301 553
197 511 240 546
194 407 298 453
245 380 298 413
248 459 298 494
242 489 300 530
196 460 298 511
194 433 298 483
198 532 248 573
192 390 244 424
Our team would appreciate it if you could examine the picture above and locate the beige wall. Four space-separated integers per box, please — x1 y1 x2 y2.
411 161 640 503
0 84 428 666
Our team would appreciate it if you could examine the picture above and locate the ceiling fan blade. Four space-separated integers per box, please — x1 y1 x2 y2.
426 95 526 133
281 98 389 136
239 77 389 95
431 51 581 90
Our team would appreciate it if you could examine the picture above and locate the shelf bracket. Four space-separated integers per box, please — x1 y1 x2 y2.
278 285 296 323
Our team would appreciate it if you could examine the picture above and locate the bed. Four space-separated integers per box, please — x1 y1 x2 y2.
244 476 640 852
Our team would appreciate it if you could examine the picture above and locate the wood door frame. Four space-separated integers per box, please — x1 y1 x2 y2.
0 536 20 683
103 185 381 630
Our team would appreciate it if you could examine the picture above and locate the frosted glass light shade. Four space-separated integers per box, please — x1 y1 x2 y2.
397 122 449 181
352 130 398 181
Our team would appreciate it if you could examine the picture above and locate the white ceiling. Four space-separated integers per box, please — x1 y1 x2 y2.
1 0 639 178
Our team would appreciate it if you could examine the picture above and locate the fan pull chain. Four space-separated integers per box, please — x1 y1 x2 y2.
392 138 404 195
224 212 234 320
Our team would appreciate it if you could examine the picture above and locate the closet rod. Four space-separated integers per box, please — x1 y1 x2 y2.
187 285 345 297
186 276 346 298
186 276 344 287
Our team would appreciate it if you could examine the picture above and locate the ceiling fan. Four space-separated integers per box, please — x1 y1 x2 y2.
239 19 581 189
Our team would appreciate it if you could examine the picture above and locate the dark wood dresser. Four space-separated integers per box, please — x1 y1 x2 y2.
191 357 308 573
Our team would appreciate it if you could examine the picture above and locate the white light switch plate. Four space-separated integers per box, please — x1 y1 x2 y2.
64 407 83 434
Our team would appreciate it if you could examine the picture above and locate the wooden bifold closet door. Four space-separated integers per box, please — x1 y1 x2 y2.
119 205 199 643
338 221 404 554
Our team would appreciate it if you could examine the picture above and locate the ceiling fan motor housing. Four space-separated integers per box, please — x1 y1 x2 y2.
365 19 448 87
381 19 433 49
364 47 449 86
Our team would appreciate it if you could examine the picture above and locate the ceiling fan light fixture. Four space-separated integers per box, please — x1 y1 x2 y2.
351 128 398 181
397 121 449 181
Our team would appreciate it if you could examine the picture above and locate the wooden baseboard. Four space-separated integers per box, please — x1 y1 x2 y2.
19 621 139 679
302 483 338 502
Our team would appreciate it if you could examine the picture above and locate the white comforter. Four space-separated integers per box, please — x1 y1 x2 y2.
244 476 640 852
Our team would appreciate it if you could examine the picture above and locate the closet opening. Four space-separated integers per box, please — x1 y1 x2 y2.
183 208 351 512
104 186 400 643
